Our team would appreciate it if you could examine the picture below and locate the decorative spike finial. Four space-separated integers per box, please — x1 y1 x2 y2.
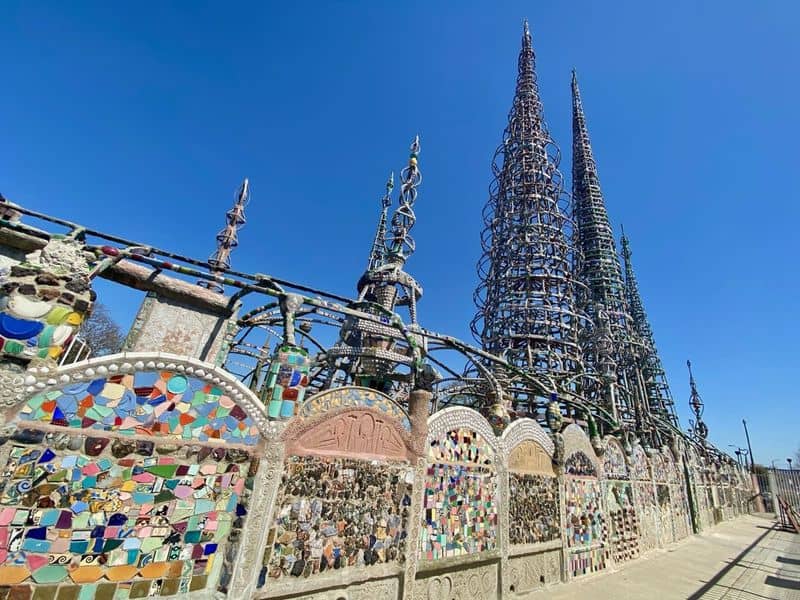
198 178 249 294
385 136 422 265
687 359 708 440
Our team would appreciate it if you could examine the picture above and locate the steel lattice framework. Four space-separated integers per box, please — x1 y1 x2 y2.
621 230 679 425
571 71 643 428
472 22 584 384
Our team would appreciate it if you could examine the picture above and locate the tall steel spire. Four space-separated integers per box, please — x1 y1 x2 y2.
198 178 249 294
472 21 583 380
620 229 679 426
571 71 639 425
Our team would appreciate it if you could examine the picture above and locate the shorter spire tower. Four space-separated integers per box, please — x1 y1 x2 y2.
331 136 427 393
571 70 640 427
366 173 394 272
199 178 249 294
621 229 679 426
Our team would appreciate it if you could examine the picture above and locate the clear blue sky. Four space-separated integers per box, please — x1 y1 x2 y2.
2 1 797 466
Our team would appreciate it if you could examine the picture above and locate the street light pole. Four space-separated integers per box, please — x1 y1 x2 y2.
742 419 755 472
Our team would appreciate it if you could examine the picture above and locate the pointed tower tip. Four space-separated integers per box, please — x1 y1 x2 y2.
410 134 420 156
523 18 529 35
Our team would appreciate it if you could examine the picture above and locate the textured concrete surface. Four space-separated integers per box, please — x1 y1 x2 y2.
533 514 800 599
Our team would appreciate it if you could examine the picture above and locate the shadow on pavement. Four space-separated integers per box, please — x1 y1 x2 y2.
765 575 800 590
686 523 776 600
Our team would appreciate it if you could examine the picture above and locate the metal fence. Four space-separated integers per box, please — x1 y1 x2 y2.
754 468 800 526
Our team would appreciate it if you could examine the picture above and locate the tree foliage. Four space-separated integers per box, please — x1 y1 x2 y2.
77 302 124 357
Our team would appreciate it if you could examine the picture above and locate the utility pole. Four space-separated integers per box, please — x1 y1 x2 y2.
742 419 755 472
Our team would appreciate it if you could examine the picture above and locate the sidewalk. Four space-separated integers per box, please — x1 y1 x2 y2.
532 514 800 599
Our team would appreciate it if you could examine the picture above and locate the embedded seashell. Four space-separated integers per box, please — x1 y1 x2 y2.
7 294 52 319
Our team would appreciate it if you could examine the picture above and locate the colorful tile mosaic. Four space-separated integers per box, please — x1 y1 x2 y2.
260 456 412 584
630 446 650 481
428 428 494 465
298 387 411 431
0 436 254 597
656 484 675 544
651 453 672 483
564 477 607 577
18 373 260 445
0 292 87 362
508 474 559 545
605 481 640 564
603 441 628 480
0 240 93 363
265 345 310 420
564 452 597 477
421 428 497 559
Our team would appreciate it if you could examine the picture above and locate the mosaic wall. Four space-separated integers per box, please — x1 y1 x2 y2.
124 294 228 363
0 239 92 363
564 476 607 578
421 428 497 560
564 452 597 477
672 483 691 540
0 432 254 599
630 446 650 481
265 344 310 420
18 372 261 446
650 454 671 481
260 456 412 584
633 480 658 553
603 441 628 480
605 481 640 564
656 484 675 544
299 387 411 431
508 474 560 545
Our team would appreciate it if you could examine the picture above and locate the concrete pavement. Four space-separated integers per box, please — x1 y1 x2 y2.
530 514 800 599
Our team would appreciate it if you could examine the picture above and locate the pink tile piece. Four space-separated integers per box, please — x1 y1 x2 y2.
0 509 15 526
27 554 48 570
82 463 101 476
105 526 120 538
133 473 155 484
120 417 140 429
200 464 216 476
174 486 193 500
233 479 245 495
138 526 152 538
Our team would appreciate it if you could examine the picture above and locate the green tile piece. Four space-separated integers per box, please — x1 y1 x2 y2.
31 565 68 584
145 465 178 478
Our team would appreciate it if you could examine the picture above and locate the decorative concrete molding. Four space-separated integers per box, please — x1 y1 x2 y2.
281 405 418 462
426 406 502 456
501 418 554 457
560 423 602 476
18 351 277 438
412 561 499 600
